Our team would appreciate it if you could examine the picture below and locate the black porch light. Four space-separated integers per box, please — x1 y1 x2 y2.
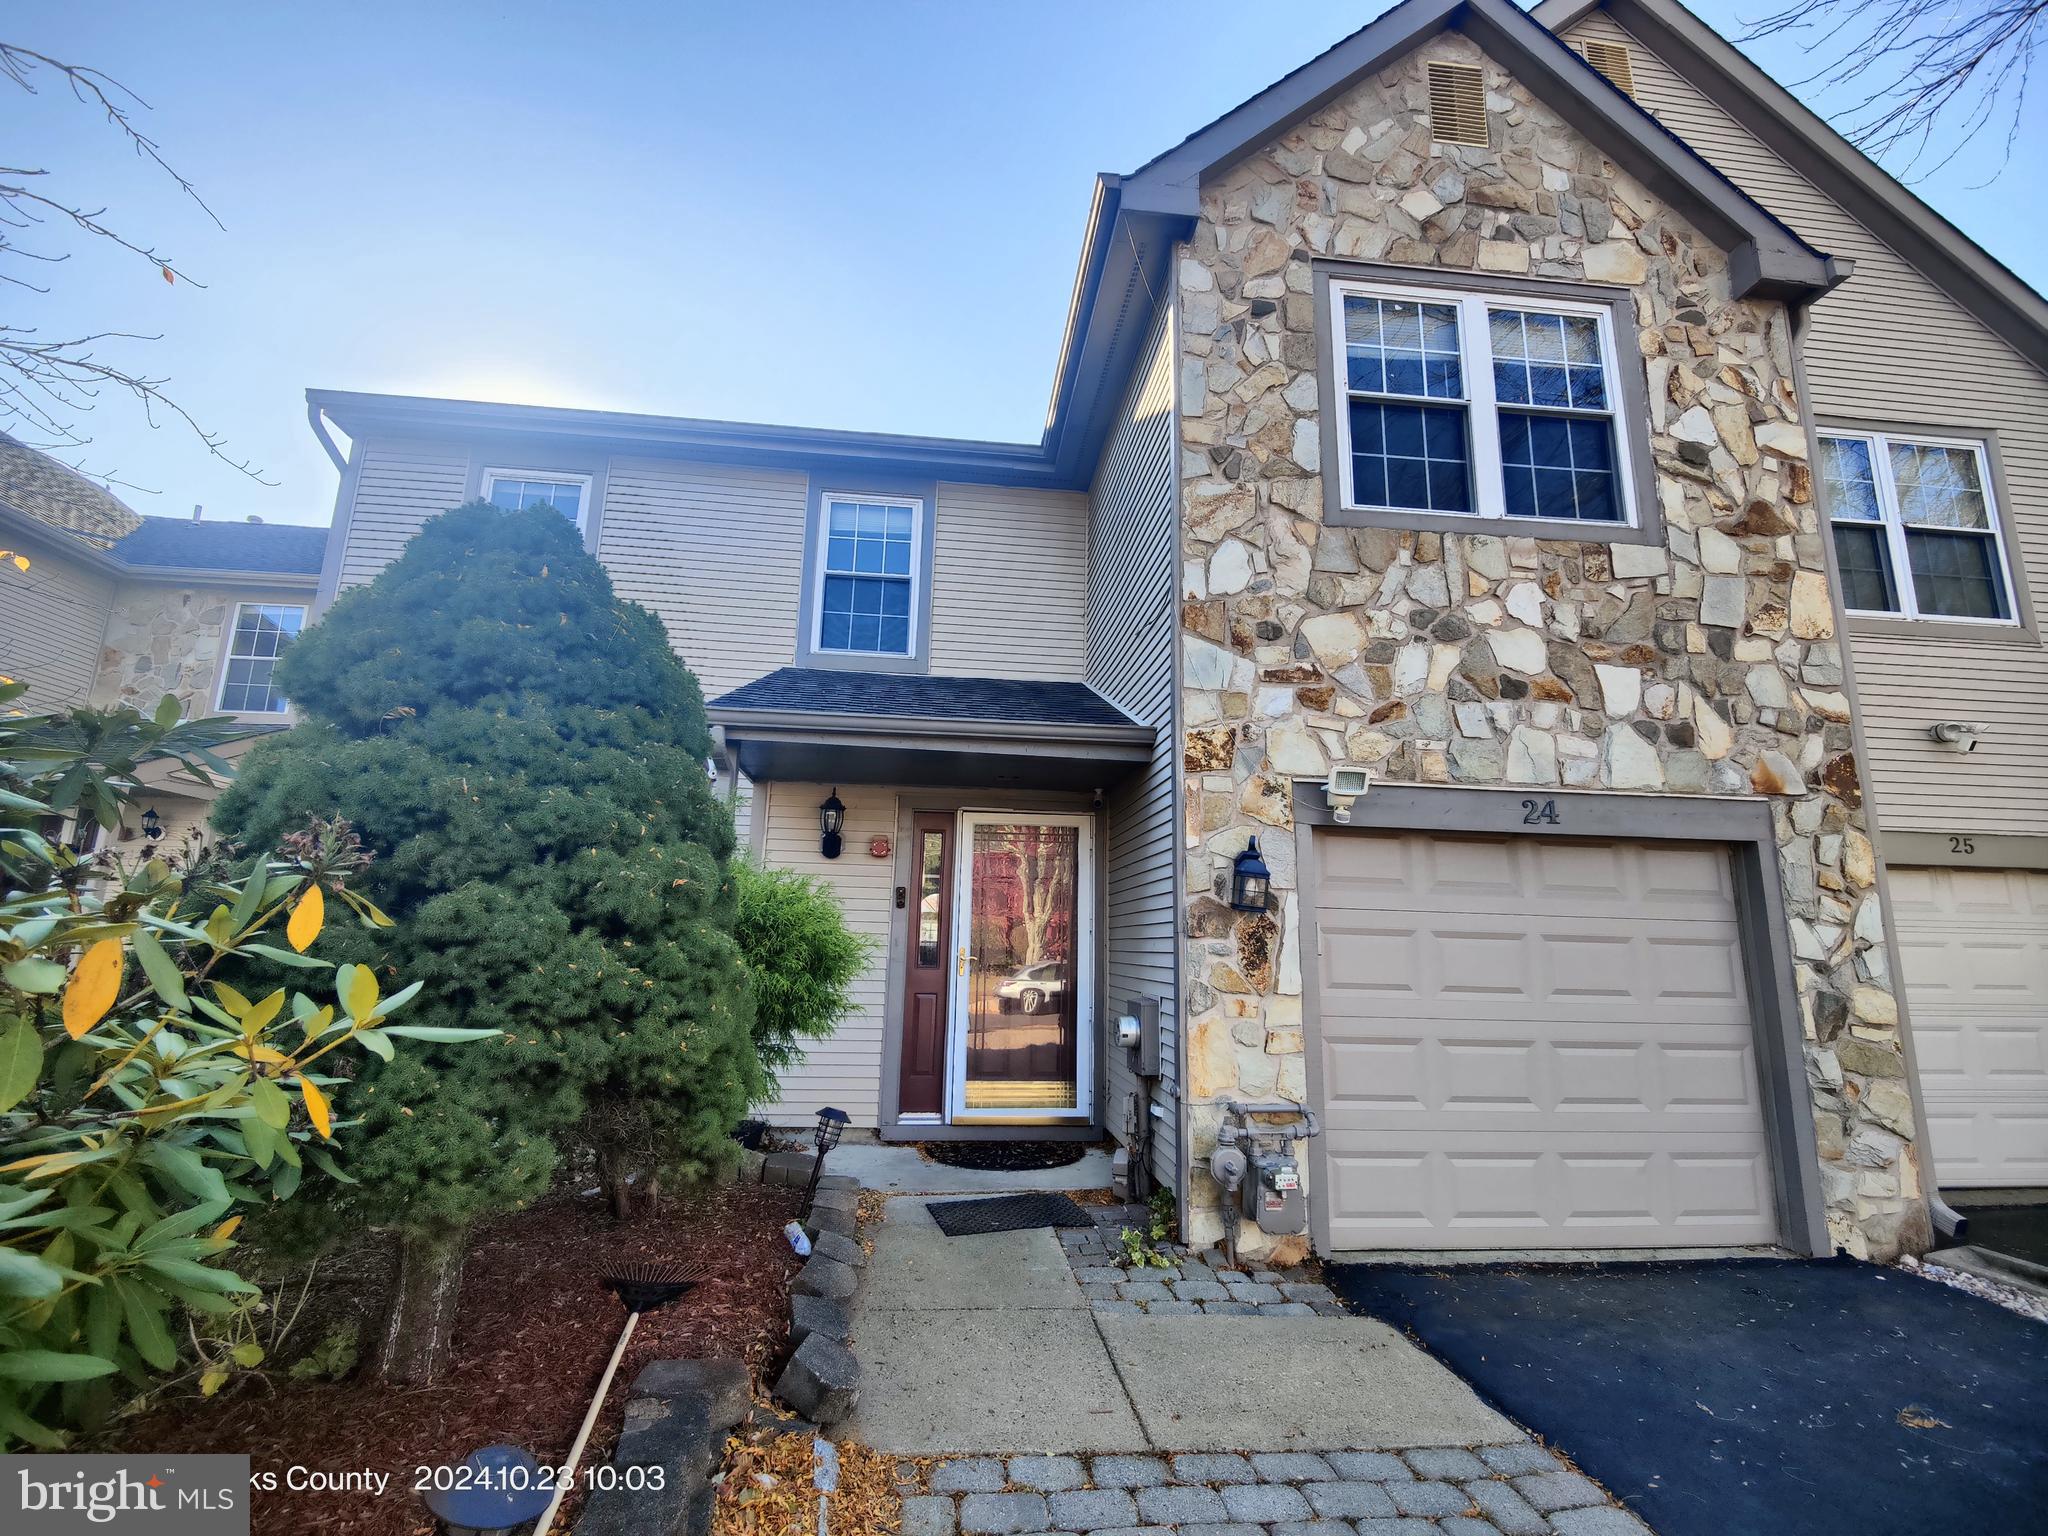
140 806 163 841
804 1105 850 1202
1230 837 1271 912
419 1444 551 1536
819 788 846 859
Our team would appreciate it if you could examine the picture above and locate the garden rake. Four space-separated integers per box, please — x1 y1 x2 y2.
530 1260 708 1536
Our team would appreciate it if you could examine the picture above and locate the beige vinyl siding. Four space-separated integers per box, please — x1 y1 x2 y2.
597 459 807 697
1 528 114 709
758 780 896 1126
1087 303 1182 1194
337 442 470 590
928 482 1090 681
1564 10 2048 836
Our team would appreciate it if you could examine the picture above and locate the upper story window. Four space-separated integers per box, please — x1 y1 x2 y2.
217 603 306 715
483 469 592 530
1821 431 2015 623
1329 278 1638 529
813 494 922 657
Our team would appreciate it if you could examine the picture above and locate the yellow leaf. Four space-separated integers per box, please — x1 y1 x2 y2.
343 965 378 1022
62 939 123 1040
287 884 324 953
302 1004 335 1040
244 988 285 1037
212 1215 242 1242
299 1077 332 1138
213 982 252 1019
231 1042 290 1065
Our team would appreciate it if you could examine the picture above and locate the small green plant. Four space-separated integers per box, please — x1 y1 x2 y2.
1117 1188 1178 1269
286 1321 359 1384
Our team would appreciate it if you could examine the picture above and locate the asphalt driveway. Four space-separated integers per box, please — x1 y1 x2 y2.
1328 1255 2048 1536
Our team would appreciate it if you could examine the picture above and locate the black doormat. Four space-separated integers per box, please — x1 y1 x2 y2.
1326 1255 2048 1536
927 1192 1095 1237
921 1140 1090 1172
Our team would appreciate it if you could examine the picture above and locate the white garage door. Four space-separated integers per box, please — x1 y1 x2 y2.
1892 866 2048 1187
1309 830 1780 1252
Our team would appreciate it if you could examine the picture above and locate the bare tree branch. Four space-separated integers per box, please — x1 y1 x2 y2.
0 40 268 484
1741 0 2048 181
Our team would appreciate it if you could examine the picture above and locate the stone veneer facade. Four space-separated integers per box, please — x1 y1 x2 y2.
89 582 299 718
1175 34 1923 1261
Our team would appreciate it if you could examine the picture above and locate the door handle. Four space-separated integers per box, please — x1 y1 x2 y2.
957 946 969 977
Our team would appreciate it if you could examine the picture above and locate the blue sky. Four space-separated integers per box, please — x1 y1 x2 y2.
11 1 2044 528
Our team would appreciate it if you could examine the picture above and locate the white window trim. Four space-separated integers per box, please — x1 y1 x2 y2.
807 490 926 660
1326 277 1641 528
480 467 594 532
1822 429 2018 627
214 602 308 716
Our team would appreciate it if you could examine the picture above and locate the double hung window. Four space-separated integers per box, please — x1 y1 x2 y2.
1821 431 2014 623
1330 279 1637 528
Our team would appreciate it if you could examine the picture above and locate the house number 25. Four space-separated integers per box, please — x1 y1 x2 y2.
1521 798 1562 826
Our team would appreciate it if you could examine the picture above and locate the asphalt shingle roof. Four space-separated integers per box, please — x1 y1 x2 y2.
710 667 1140 728
0 432 143 546
111 517 328 575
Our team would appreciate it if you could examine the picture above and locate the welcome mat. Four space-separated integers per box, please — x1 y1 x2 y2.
927 1192 1095 1237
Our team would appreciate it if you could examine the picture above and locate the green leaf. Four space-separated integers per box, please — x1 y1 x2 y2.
230 1342 264 1368
304 1144 357 1186
375 980 424 1017
0 1248 63 1299
238 944 331 971
246 1078 291 1132
353 1028 393 1062
143 1142 229 1207
2 957 67 995
377 1025 507 1043
154 693 182 730
0 1350 118 1382
136 1257 259 1294
0 1397 67 1449
128 928 188 1010
241 1117 278 1170
85 1281 121 1359
114 1279 177 1371
0 1016 41 1114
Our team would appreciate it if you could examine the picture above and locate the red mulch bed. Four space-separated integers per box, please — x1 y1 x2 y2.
116 1180 806 1535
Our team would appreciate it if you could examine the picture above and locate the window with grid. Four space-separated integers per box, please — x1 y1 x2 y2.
1821 431 2014 622
1331 281 1633 526
815 496 920 656
216 603 306 714
483 470 590 528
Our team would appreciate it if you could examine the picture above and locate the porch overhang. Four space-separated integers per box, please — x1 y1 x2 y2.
705 668 1154 790
710 707 1152 789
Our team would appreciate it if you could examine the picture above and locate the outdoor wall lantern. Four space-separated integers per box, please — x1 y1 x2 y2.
804 1106 850 1202
140 806 163 841
819 788 846 859
1231 837 1271 912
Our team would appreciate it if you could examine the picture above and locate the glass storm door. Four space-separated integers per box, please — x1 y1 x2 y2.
949 814 1093 1122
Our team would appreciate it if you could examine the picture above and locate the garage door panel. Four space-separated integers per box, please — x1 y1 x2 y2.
1311 828 1778 1252
1317 835 1736 923
1893 866 2048 1186
1322 1142 1778 1250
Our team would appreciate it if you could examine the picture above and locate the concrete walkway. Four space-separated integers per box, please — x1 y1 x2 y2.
840 1194 1521 1457
824 1139 1115 1195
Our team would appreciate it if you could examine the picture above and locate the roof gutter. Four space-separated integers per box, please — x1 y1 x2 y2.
307 401 347 475
705 703 1154 752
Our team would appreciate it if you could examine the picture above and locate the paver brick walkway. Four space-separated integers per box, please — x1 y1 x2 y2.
1060 1206 1347 1317
895 1446 1648 1535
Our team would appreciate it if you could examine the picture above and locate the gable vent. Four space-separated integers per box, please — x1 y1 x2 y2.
1579 40 1636 97
1426 61 1489 147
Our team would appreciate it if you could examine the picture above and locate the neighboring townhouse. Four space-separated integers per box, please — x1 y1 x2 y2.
303 0 2048 1266
0 437 326 844
1531 0 2048 1235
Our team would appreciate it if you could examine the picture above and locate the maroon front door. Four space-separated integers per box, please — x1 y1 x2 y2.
897 813 951 1117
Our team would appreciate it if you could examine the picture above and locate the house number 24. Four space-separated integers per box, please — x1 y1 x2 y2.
1521 798 1562 826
